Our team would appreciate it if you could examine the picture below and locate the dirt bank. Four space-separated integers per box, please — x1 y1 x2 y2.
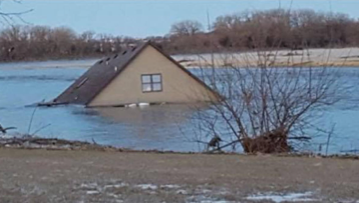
176 47 359 68
0 148 358 202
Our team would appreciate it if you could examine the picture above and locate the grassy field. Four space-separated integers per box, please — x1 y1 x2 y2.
0 148 358 202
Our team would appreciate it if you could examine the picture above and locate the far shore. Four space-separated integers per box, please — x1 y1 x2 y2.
176 47 359 68
1 47 359 70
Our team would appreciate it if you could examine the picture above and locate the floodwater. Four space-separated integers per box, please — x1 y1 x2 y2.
0 60 359 153
0 60 202 151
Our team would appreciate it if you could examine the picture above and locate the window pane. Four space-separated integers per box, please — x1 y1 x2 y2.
152 74 161 83
142 75 151 83
142 84 152 92
153 83 162 91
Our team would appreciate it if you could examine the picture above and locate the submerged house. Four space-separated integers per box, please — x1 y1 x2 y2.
54 41 219 107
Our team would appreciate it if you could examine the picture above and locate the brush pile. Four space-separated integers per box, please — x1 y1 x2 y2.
0 136 118 151
241 131 291 154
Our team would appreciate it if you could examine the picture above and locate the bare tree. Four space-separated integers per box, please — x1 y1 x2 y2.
170 20 203 36
0 25 140 61
190 48 347 154
164 9 359 54
49 26 76 55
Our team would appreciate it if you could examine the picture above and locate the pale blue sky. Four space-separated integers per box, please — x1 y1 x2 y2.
3 0 359 38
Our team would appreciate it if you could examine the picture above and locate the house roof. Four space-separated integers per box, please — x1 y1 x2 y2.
54 41 219 106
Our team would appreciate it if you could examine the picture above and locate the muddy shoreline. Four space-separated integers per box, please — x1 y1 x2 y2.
1 136 358 160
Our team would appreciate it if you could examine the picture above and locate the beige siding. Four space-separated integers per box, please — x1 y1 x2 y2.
89 46 217 107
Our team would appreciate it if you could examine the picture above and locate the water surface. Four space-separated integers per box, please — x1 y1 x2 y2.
0 60 359 153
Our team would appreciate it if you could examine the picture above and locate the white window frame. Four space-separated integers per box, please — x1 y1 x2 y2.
141 74 163 93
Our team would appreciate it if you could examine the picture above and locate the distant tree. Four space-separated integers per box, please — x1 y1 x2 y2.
213 14 248 48
0 8 358 60
170 20 203 36
48 27 76 55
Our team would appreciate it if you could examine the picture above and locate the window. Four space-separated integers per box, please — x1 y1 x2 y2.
141 74 162 92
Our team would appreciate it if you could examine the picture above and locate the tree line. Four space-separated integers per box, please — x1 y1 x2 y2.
0 25 138 62
163 9 359 54
0 9 359 61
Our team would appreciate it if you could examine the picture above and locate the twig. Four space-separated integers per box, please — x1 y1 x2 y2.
217 140 241 151
27 106 38 135
287 136 311 140
91 138 97 145
30 124 51 136
325 124 335 156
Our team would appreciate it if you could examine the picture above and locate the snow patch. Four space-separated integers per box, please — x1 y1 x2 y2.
176 189 189 195
217 188 230 195
80 183 98 189
193 201 234 203
160 184 181 189
139 103 150 107
86 190 100 195
126 103 137 108
107 193 121 198
186 195 235 203
135 184 158 190
200 189 212 194
246 191 317 202
339 200 359 203
104 183 129 189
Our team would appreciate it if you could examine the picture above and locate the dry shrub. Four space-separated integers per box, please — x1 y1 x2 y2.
242 130 290 154
189 46 347 154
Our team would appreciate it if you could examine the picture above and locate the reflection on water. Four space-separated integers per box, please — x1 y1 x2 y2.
93 105 199 150
0 61 359 153
96 105 192 124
